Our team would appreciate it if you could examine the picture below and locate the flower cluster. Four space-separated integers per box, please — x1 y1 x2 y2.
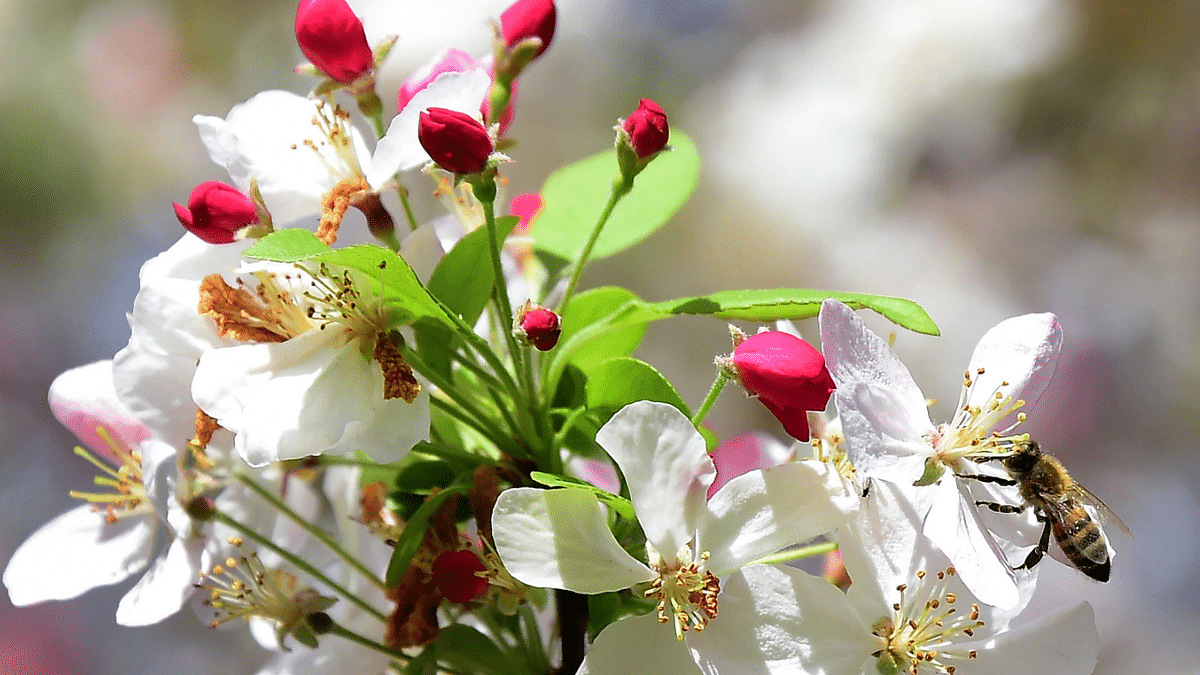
4 2 1118 675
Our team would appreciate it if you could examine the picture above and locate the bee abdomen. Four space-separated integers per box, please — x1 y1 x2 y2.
1053 508 1110 582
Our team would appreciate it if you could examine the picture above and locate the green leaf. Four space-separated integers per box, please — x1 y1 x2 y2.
428 215 520 325
385 485 464 586
433 624 520 675
545 286 648 388
533 131 700 261
642 289 941 335
585 357 690 419
243 228 330 262
313 244 451 329
529 472 635 521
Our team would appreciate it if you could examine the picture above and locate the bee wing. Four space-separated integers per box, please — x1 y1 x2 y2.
1069 484 1132 538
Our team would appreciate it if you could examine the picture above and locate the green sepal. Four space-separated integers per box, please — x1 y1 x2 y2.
912 456 946 487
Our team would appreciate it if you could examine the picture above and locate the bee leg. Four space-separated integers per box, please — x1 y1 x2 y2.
974 500 1024 514
956 473 1018 487
1015 516 1054 571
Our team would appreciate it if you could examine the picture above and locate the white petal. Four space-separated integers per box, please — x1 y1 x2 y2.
701 461 852 574
3 506 156 605
818 300 934 481
836 478 929 608
367 69 492 184
689 566 874 675
493 487 654 593
577 612 700 675
192 330 428 467
196 90 371 224
965 313 1062 426
960 602 1097 675
595 401 714 558
923 478 1021 610
115 535 205 626
140 439 182 522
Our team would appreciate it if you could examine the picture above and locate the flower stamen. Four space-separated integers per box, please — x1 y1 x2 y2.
67 427 151 523
872 567 984 675
645 549 721 640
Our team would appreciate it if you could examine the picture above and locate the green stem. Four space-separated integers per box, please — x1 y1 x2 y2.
691 371 731 428
430 396 523 459
210 511 387 623
750 540 838 567
557 182 627 317
401 345 521 453
233 474 389 594
396 184 421 232
323 621 408 663
476 182 527 391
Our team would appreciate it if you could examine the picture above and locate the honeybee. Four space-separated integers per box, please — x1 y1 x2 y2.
972 440 1131 582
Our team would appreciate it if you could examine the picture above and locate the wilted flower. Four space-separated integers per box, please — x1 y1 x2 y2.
173 181 258 245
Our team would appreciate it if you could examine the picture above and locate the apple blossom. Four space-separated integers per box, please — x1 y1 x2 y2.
399 48 518 135
819 298 1062 609
494 400 855 674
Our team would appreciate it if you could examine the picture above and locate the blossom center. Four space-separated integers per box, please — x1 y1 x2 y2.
294 99 363 182
929 368 1028 465
644 547 721 640
871 567 983 675
68 428 151 523
198 537 334 643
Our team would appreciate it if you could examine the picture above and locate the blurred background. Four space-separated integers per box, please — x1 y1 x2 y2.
1 0 1197 672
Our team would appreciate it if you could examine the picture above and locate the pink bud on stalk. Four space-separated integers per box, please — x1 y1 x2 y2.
516 304 561 351
500 0 557 59
295 0 374 84
173 181 258 244
622 98 670 159
417 108 494 175
398 49 518 135
432 549 489 603
731 331 835 441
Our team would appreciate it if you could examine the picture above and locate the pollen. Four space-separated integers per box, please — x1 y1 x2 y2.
871 567 985 675
373 331 421 403
317 176 370 245
930 367 1030 466
644 549 721 641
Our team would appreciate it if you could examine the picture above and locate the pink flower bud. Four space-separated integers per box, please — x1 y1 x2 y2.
500 0 557 58
417 108 494 175
623 98 670 159
295 0 374 84
431 549 489 603
517 305 561 351
398 49 518 136
732 331 835 441
172 181 258 244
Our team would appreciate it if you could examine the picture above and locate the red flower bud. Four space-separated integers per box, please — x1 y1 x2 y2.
732 331 835 441
295 0 374 84
173 181 258 244
517 305 561 351
500 0 557 58
417 107 494 174
431 549 488 603
398 49 518 136
623 98 670 159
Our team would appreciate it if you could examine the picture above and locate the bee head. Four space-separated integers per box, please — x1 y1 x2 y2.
1002 440 1042 474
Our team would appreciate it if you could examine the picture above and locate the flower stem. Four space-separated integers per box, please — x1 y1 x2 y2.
322 620 408 662
691 371 731 428
557 183 625 317
474 179 526 387
233 474 389 594
396 184 421 232
750 540 838 566
209 510 387 623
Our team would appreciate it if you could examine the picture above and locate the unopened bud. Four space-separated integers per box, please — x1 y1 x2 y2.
515 303 561 351
295 0 374 84
500 0 556 59
622 98 670 159
728 330 835 441
417 108 494 175
173 181 258 244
